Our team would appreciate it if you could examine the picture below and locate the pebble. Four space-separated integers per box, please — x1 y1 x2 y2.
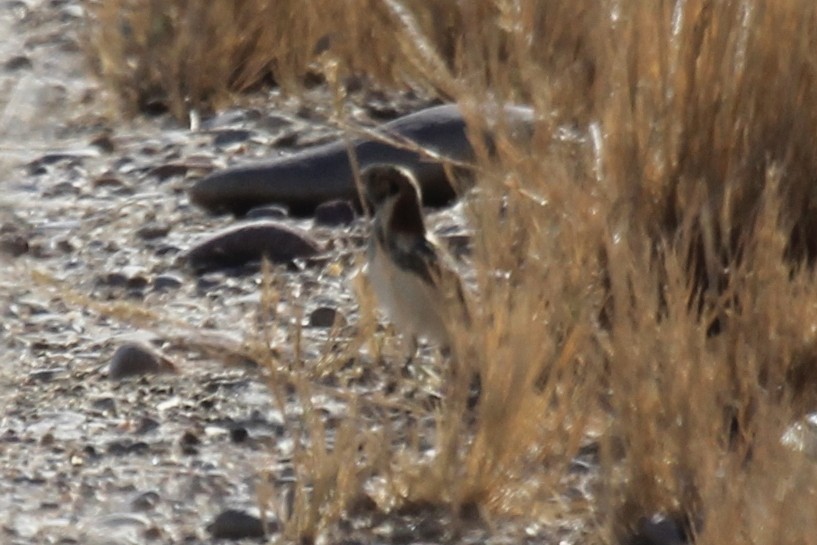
212 129 254 147
0 233 30 257
185 221 321 273
308 306 344 328
90 132 116 153
229 427 249 443
106 439 150 456
314 199 356 226
4 55 31 71
97 272 128 288
625 513 691 545
92 176 128 190
152 274 183 291
130 491 161 511
90 397 117 414
148 163 189 180
134 417 161 434
206 509 270 540
27 367 66 382
136 223 171 240
108 343 174 380
246 204 289 220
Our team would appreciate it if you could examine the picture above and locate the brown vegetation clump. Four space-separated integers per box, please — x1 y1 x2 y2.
85 1 817 543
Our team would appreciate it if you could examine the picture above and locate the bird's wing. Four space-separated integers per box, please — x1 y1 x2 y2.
386 234 439 286
387 235 470 322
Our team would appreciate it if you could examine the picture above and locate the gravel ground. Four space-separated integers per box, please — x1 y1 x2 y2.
0 3 597 544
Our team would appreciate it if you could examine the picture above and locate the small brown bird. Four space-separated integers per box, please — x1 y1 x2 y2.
361 164 469 357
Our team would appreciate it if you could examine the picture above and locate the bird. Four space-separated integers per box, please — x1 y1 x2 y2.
360 164 469 360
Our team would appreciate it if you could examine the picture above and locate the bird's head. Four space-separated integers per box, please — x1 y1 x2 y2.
361 164 426 238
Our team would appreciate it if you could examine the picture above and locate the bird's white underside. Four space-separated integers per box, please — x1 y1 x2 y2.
366 239 451 348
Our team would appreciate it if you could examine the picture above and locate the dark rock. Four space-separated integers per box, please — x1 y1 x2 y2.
185 222 321 273
98 272 128 288
314 199 355 226
90 132 116 153
196 274 221 291
180 430 201 447
212 129 254 147
179 429 201 455
91 397 117 413
272 131 298 147
108 344 174 380
135 417 160 434
138 96 168 116
0 233 29 256
149 163 188 180
130 491 161 511
126 275 149 290
154 244 181 257
44 181 79 197
28 367 66 382
136 223 170 240
229 427 249 443
308 307 344 328
246 205 288 220
106 439 151 456
206 509 271 539
257 114 293 133
189 104 535 216
92 176 128 189
4 55 31 71
152 274 183 291
33 152 87 166
625 513 692 545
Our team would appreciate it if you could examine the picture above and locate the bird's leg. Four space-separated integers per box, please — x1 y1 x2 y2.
401 335 419 377
441 345 481 410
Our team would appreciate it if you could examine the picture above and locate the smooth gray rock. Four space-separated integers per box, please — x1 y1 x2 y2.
189 104 535 216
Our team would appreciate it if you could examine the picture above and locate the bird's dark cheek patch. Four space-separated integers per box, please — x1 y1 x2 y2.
388 191 426 237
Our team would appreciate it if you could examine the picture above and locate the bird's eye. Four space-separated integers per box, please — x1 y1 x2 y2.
388 180 400 195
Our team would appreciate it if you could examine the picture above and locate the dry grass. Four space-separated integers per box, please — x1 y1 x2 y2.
85 0 817 543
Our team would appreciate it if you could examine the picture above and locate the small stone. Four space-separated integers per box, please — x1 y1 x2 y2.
308 306 344 328
0 232 29 257
314 199 355 227
180 430 201 446
106 440 150 456
246 205 289 220
142 526 162 540
4 55 31 71
149 163 188 180
136 223 170 240
626 513 691 545
130 491 161 511
91 397 117 413
152 274 183 291
185 222 321 273
28 368 66 382
135 417 160 434
229 427 249 443
212 129 254 147
90 132 116 153
206 509 269 540
91 176 122 189
108 344 174 380
126 275 149 290
98 272 128 288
